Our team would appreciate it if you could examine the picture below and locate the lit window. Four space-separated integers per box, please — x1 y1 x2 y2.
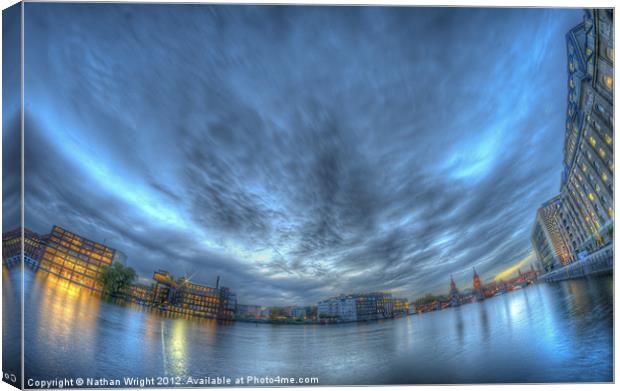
595 184 600 192
582 164 588 172
586 47 593 56
589 136 597 147
604 75 613 90
608 208 614 218
602 173 608 182
598 148 606 158
588 193 595 201
604 133 612 145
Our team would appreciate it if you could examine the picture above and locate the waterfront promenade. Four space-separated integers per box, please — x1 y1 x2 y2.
539 244 613 283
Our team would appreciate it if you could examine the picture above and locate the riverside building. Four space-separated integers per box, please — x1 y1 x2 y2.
393 298 410 316
152 270 237 320
560 10 614 254
38 226 121 292
356 292 394 320
318 292 394 322
236 304 263 319
318 295 358 321
532 10 613 273
2 227 45 268
124 281 155 305
532 196 574 272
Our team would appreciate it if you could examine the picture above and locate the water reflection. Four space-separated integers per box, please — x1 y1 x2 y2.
31 272 101 363
477 304 490 343
2 266 22 388
168 320 188 376
454 307 464 346
3 269 613 385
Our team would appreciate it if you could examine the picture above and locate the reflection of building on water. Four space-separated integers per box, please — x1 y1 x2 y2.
531 9 614 279
2 226 237 321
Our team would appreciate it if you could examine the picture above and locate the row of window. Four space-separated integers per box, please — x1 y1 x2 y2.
45 242 113 267
51 229 114 258
41 253 105 274
175 296 220 307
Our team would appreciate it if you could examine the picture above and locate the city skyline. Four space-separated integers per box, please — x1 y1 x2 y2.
3 5 583 305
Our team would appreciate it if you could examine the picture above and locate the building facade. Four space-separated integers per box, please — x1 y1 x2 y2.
318 292 394 322
2 227 46 268
290 307 306 319
532 10 613 271
124 283 155 305
38 226 119 292
532 195 574 272
236 304 263 319
355 292 393 321
559 10 614 255
152 270 237 321
393 298 409 316
318 296 358 322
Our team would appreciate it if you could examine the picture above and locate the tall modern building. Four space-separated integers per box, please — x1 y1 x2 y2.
532 195 574 272
532 9 613 270
560 9 614 254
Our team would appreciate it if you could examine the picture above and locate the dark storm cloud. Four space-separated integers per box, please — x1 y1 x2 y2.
20 4 581 304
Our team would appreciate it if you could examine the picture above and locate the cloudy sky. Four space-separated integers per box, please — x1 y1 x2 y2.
5 4 582 305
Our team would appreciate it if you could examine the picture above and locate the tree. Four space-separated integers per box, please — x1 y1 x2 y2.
98 261 137 296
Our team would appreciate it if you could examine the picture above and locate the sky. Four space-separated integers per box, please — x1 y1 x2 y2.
4 4 582 305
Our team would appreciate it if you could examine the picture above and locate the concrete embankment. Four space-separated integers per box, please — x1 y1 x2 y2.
539 244 613 283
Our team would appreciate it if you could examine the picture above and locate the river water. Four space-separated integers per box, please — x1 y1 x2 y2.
2 267 613 386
